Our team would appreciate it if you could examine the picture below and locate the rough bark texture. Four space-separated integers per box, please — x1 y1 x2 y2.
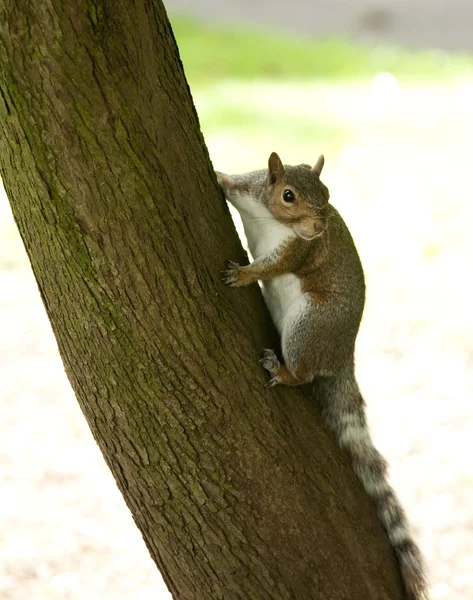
0 1 406 599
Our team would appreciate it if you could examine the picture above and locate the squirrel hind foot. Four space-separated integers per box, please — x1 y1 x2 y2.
260 348 279 369
260 349 281 385
260 349 312 387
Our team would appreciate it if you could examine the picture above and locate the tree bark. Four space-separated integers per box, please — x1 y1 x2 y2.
0 1 406 599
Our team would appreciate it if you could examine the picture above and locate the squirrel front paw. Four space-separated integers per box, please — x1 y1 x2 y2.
221 260 253 287
259 349 281 387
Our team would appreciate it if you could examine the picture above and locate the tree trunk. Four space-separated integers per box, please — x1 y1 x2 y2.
0 1 405 598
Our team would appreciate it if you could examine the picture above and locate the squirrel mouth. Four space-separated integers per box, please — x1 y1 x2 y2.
297 230 325 241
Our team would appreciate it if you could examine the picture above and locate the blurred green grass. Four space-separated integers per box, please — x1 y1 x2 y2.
165 14 473 281
170 15 473 85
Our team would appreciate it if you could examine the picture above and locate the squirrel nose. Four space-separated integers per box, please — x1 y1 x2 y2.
314 219 327 235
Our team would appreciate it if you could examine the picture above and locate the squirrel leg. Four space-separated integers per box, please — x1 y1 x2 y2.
260 349 312 386
221 260 258 287
221 251 296 288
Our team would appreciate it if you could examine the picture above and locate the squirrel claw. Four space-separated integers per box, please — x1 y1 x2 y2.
221 274 237 286
260 349 280 383
225 260 239 269
221 260 241 286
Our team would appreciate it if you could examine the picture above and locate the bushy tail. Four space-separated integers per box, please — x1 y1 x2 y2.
314 372 427 600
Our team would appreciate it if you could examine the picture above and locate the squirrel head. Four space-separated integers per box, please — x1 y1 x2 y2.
265 152 330 241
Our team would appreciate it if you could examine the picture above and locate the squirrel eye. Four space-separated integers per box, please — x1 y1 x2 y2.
283 189 295 203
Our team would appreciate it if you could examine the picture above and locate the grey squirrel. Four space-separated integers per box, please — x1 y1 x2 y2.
217 153 427 600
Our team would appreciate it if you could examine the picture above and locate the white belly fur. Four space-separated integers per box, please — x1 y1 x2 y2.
228 192 309 335
263 274 309 335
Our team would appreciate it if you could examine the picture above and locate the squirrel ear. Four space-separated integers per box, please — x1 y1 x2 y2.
268 152 284 184
312 154 325 176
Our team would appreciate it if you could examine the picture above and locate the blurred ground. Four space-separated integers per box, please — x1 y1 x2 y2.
166 0 473 51
1 19 473 600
